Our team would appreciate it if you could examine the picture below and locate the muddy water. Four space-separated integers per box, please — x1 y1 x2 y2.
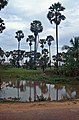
0 80 79 102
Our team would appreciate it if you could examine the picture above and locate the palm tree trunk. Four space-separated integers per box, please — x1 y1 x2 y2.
17 41 20 68
48 84 51 100
29 81 31 102
77 48 79 63
42 47 43 55
56 88 58 101
49 45 51 68
17 80 20 101
30 45 32 69
34 34 37 70
56 24 58 68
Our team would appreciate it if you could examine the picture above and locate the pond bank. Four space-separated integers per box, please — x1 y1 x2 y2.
0 100 79 112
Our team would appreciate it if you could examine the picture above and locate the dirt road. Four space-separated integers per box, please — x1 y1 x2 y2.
0 101 79 120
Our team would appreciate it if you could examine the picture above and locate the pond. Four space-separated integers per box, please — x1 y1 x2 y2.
0 80 79 102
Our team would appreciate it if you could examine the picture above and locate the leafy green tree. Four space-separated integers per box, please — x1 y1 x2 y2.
61 37 79 77
5 51 10 61
0 18 5 33
62 37 79 64
46 35 54 68
39 49 49 71
47 2 66 67
52 52 64 67
30 20 43 69
9 50 18 67
0 47 4 64
15 30 24 68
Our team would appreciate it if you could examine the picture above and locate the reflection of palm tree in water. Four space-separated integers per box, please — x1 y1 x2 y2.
39 82 48 94
55 84 63 101
20 81 26 92
16 80 20 100
0 78 1 90
48 84 51 101
65 85 78 99
29 81 32 102
60 85 77 100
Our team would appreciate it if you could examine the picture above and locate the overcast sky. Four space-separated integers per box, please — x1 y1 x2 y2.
0 0 79 55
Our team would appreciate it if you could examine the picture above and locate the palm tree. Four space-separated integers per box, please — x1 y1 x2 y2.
30 20 43 69
47 2 66 67
46 35 54 68
39 39 46 54
70 38 79 63
26 35 34 53
62 37 79 65
15 30 24 68
0 0 8 10
26 35 34 68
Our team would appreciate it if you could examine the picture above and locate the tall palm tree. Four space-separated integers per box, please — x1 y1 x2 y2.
30 20 43 69
15 30 24 68
39 39 46 54
26 35 35 68
47 2 66 67
46 35 54 68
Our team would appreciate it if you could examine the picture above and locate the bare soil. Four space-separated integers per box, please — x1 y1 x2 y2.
0 101 79 120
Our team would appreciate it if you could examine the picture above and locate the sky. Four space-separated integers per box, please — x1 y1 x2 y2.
0 0 79 56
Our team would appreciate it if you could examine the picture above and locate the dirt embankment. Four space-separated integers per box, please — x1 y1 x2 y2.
0 100 79 112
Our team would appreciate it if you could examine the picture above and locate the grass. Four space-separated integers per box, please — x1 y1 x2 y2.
0 67 73 84
0 67 42 82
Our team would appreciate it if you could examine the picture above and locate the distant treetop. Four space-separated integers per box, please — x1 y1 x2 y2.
0 0 8 10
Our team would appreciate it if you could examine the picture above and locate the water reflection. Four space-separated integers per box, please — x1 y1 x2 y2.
0 80 79 102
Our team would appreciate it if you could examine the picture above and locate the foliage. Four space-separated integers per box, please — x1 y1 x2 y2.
30 20 43 35
0 0 8 10
0 18 5 33
47 2 66 68
61 36 79 77
0 0 8 33
15 30 24 42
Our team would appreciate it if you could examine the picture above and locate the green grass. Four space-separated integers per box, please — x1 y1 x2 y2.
0 67 73 84
0 67 42 82
0 68 79 84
